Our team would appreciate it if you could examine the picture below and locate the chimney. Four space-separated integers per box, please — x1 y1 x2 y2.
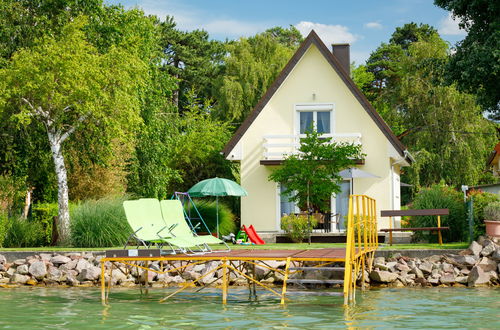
331 44 350 76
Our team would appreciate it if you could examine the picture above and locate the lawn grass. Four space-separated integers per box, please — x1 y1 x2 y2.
0 242 468 252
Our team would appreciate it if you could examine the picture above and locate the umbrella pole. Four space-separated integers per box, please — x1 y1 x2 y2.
216 196 219 238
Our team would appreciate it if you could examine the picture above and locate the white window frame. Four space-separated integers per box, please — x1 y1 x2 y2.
295 103 335 137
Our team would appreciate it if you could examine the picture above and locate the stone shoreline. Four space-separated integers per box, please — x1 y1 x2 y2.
0 237 499 289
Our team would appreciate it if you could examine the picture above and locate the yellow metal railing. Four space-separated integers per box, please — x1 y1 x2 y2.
343 195 378 305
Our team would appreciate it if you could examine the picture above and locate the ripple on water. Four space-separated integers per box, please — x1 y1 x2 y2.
0 286 498 329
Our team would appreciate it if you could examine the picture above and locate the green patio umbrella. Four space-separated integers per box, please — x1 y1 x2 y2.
188 177 248 237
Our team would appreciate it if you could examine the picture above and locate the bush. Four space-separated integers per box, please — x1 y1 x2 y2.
31 203 59 246
0 212 9 247
280 214 318 243
483 201 500 221
3 217 47 247
189 199 236 236
467 190 499 239
71 196 132 248
411 184 466 242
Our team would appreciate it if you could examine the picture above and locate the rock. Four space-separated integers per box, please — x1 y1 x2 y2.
46 267 62 282
410 267 424 279
477 257 497 272
111 269 127 285
13 259 26 266
481 240 497 257
431 268 440 277
59 259 78 271
396 263 411 272
66 274 79 286
0 264 4 272
418 262 433 274
65 253 82 260
449 255 477 267
75 259 92 273
486 271 498 281
16 264 29 275
460 268 470 275
407 260 417 269
427 277 439 285
386 261 398 271
50 255 71 265
414 277 428 286
0 254 6 264
167 275 184 284
29 261 47 279
6 268 15 277
39 253 53 262
469 241 483 256
456 276 468 284
477 236 486 246
26 279 38 286
370 270 398 283
440 263 454 273
427 255 442 263
468 266 491 286
10 273 30 284
76 266 101 281
374 262 389 271
439 273 455 285
491 248 500 261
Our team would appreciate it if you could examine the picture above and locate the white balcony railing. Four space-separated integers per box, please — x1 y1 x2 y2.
263 133 362 160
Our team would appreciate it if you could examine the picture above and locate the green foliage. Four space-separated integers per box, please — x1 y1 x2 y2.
467 190 499 238
411 184 466 242
3 217 47 247
213 28 298 122
0 174 26 215
435 0 500 112
280 214 318 243
483 201 500 222
31 203 59 246
70 196 131 247
190 199 236 236
0 212 8 247
269 129 363 212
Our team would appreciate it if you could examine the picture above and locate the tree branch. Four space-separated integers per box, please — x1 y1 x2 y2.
59 112 90 143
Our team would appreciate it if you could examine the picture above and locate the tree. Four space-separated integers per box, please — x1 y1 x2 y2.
435 0 500 113
268 129 363 213
0 18 146 243
213 27 301 123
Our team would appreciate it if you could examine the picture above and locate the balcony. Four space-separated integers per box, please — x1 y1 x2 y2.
261 133 362 165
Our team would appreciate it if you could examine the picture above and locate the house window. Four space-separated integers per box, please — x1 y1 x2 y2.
280 184 298 216
296 104 334 135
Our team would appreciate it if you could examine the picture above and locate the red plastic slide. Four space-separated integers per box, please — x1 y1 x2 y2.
243 225 265 245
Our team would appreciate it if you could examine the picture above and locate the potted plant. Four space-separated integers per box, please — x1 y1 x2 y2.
483 201 500 237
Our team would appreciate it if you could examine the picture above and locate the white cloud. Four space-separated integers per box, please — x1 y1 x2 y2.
438 13 467 36
364 22 383 30
295 21 358 46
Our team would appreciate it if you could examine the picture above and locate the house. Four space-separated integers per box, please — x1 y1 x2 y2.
487 141 500 177
221 31 413 236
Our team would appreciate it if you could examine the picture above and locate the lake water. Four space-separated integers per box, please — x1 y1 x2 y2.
0 286 498 329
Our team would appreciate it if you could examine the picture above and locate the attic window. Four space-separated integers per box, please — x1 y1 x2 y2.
296 104 334 135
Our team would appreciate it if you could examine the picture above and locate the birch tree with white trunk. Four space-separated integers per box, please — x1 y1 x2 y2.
0 18 146 243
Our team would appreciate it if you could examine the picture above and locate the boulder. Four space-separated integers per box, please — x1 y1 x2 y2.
76 266 101 281
0 254 6 264
66 274 79 286
75 259 92 273
449 255 477 267
13 259 26 266
440 263 454 273
10 273 30 284
481 240 497 257
395 263 411 272
370 270 398 283
46 267 62 282
386 261 398 271
111 269 127 285
427 255 442 263
456 276 468 284
477 257 497 272
39 253 53 262
373 257 385 265
467 266 491 286
50 255 71 265
16 264 29 275
427 277 439 285
491 248 500 261
410 267 424 279
469 241 483 256
439 273 455 285
59 259 78 271
29 261 47 279
418 262 433 274
374 262 389 271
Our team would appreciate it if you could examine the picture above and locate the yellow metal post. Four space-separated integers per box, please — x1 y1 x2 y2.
343 196 354 305
280 257 291 305
222 259 228 304
437 215 443 245
100 260 106 305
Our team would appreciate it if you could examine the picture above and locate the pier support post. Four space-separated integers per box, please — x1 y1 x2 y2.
222 259 228 304
100 260 106 305
280 257 291 305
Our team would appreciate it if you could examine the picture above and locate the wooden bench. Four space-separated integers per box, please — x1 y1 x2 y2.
380 209 450 246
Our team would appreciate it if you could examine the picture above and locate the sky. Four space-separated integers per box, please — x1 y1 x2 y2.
106 0 467 64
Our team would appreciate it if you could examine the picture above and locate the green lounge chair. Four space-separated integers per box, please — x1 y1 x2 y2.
123 199 206 254
160 199 230 252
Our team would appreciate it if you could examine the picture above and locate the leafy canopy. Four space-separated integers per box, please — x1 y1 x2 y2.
269 129 363 212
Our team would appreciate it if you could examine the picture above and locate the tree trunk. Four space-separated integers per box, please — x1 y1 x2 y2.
48 131 70 244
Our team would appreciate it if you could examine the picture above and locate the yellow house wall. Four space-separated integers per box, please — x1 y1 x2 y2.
239 44 401 232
